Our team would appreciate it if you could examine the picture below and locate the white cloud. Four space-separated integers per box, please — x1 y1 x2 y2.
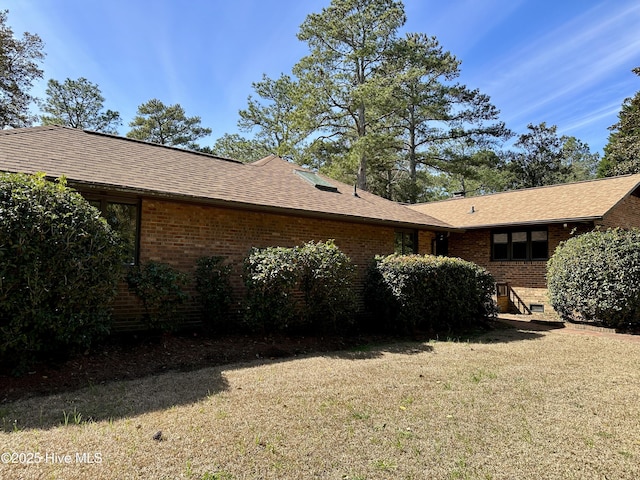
483 1 640 120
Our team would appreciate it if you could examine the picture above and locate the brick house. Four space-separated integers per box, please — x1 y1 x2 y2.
409 175 640 315
3 126 640 324
0 126 455 328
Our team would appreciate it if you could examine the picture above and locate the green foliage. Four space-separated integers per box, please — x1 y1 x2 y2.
238 73 308 162
194 256 233 332
296 240 357 333
600 67 640 177
126 262 188 333
0 172 124 371
126 98 212 149
294 0 407 191
0 9 45 128
548 228 640 329
243 240 356 333
383 33 511 202
243 246 299 332
206 133 272 163
507 122 598 189
365 254 496 333
237 1 510 200
40 77 122 133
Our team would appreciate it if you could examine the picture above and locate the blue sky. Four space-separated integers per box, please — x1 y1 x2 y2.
5 0 640 155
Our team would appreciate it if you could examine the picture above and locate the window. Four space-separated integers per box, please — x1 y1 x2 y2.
395 230 418 254
432 233 449 256
491 229 548 261
531 230 548 259
530 303 545 313
87 197 140 264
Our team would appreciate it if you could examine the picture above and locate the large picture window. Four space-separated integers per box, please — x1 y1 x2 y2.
491 229 548 261
87 196 140 265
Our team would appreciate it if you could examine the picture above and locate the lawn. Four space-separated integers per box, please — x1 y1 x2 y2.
1 321 639 479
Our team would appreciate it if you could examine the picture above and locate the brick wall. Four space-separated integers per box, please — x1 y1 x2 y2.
598 194 640 229
447 222 593 315
113 198 434 328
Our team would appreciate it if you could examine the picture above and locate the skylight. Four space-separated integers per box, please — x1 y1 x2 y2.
294 169 339 192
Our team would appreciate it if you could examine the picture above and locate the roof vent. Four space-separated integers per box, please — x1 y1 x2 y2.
294 169 339 192
468 205 475 214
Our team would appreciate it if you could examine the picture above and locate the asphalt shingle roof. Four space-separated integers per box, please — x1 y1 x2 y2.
408 175 640 229
0 126 453 230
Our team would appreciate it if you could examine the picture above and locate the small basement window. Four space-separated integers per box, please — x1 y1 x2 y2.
294 170 339 192
530 303 545 313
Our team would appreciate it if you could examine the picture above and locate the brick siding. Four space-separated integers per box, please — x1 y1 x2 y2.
447 222 593 316
597 194 640 229
447 193 640 316
111 192 640 327
113 198 435 329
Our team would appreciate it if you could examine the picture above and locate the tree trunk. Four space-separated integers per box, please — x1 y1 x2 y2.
357 102 368 191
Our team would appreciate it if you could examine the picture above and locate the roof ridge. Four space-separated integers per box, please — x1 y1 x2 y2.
0 125 65 136
413 174 640 206
0 125 243 165
81 129 244 165
250 154 281 167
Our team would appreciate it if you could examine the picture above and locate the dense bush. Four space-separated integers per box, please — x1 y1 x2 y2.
194 255 233 332
243 246 298 332
548 228 640 329
365 254 496 333
243 240 356 333
297 240 357 333
126 261 188 333
0 172 124 371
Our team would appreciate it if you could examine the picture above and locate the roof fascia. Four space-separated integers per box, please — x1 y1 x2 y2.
457 217 601 230
73 181 461 232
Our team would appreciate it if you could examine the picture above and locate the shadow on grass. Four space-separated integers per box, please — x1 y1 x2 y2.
333 340 435 360
465 317 560 344
330 319 550 360
0 320 549 432
1 365 230 432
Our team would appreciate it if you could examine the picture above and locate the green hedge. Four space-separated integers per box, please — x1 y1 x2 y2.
365 254 496 333
243 240 356 333
296 240 357 333
126 261 188 333
548 228 640 329
194 256 233 332
0 173 124 371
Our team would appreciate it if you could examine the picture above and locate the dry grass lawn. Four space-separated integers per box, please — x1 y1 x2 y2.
1 322 640 479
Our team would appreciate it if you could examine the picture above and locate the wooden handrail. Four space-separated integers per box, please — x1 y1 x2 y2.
496 282 532 315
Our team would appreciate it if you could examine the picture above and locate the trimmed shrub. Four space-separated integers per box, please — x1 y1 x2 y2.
243 240 357 334
297 240 357 333
243 246 298 332
365 254 496 333
194 255 233 332
0 172 124 371
126 261 188 333
548 228 640 329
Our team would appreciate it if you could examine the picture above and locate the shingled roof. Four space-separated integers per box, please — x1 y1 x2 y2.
0 126 453 230
408 174 640 229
